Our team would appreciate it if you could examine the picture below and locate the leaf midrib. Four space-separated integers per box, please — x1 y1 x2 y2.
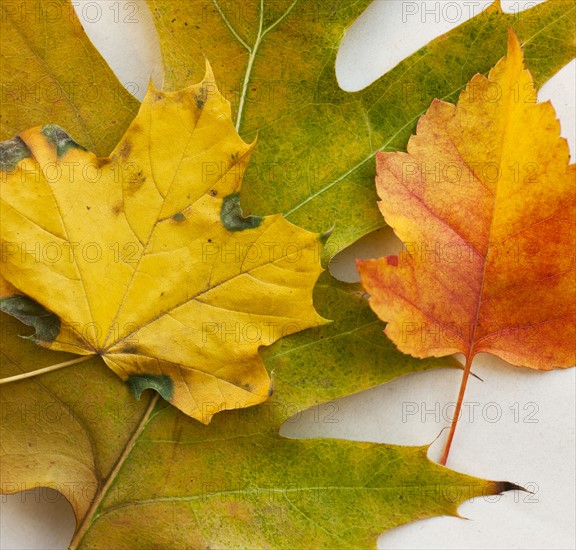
88 446 427 524
213 0 300 131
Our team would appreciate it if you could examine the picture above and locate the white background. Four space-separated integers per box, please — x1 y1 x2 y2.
1 1 574 548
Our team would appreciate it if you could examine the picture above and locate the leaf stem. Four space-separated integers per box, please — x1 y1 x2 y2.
439 354 474 466
69 393 160 549
0 355 94 385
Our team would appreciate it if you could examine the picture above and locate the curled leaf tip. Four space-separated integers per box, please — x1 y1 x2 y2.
496 481 528 494
319 225 335 245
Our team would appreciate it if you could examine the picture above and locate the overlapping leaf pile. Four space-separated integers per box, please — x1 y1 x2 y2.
1 0 574 547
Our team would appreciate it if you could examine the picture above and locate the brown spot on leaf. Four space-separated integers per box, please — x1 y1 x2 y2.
118 141 132 160
112 202 124 215
125 171 146 195
97 157 112 168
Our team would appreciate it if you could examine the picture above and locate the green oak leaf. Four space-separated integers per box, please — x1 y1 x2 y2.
148 0 575 253
0 278 520 548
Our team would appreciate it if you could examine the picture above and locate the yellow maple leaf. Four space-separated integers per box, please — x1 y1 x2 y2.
0 64 326 423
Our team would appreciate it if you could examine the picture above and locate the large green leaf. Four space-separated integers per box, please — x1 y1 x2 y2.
0 0 139 157
148 0 575 253
0 277 519 548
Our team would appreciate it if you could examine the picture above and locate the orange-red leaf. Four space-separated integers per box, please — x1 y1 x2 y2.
357 30 575 461
358 31 575 369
